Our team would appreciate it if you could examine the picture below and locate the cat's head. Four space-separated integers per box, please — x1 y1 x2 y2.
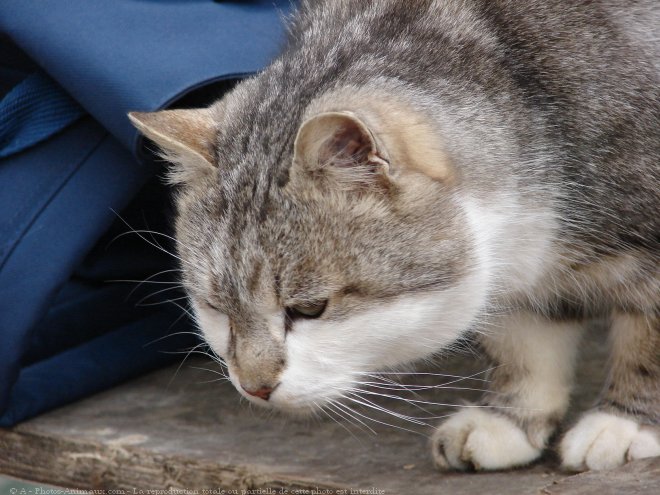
129 85 490 413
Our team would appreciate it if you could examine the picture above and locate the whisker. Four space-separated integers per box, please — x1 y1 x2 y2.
168 308 191 331
343 386 509 411
121 228 188 250
190 365 231 384
190 365 229 378
340 395 430 437
170 299 194 318
320 401 364 441
137 296 190 308
168 342 207 387
345 385 438 418
343 390 433 426
143 330 202 348
161 347 226 370
109 211 195 269
107 279 184 286
353 381 493 395
120 268 182 299
195 376 231 384
134 285 185 306
344 389 452 422
350 387 534 412
361 374 436 412
328 399 376 435
358 368 493 383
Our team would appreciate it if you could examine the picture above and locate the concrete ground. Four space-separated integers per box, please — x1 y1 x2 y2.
0 324 658 494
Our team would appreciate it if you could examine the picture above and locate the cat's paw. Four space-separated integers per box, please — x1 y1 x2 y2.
431 408 542 471
560 411 660 472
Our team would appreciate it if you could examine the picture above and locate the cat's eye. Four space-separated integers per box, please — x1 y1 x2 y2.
204 300 223 313
286 300 328 320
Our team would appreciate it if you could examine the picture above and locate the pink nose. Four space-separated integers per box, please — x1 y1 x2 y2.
241 385 273 401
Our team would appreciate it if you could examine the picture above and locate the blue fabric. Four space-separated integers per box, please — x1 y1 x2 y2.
0 312 192 427
0 72 85 157
0 0 292 154
0 0 294 425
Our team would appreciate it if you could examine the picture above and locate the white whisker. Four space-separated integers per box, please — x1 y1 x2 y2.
322 400 366 441
327 398 376 435
143 330 202 348
340 394 430 437
353 381 492 394
138 295 190 308
168 342 207 387
343 386 520 411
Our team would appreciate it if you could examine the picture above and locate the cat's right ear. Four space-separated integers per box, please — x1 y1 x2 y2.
293 111 391 190
128 108 216 184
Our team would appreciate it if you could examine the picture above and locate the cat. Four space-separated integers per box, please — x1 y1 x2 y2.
128 0 659 473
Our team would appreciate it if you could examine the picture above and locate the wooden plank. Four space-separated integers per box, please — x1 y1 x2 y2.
0 324 653 494
540 457 660 495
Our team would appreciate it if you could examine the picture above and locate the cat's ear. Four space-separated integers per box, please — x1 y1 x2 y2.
128 108 216 183
293 109 452 189
293 111 391 189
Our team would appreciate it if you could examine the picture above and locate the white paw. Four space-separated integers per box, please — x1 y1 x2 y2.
560 411 660 471
431 408 542 471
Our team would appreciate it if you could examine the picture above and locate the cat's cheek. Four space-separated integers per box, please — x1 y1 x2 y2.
192 302 231 359
271 291 484 409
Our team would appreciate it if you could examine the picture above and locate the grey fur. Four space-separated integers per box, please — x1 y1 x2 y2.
130 0 659 471
183 0 658 313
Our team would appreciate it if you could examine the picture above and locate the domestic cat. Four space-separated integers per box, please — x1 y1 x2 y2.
129 0 659 473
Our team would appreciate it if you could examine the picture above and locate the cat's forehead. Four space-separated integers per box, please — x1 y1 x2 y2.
181 180 323 298
215 74 302 165
187 176 465 303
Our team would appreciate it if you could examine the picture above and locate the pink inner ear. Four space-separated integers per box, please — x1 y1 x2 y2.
326 121 373 166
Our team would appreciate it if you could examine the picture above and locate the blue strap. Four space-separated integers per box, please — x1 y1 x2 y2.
0 71 85 158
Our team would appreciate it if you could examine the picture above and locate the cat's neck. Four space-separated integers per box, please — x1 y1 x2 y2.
461 191 560 309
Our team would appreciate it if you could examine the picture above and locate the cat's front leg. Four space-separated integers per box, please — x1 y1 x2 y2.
432 312 583 471
560 312 660 471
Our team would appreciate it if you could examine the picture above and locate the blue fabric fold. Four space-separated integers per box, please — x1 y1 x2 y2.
0 116 157 416
0 0 293 154
0 71 86 158
0 1 294 425
0 311 194 427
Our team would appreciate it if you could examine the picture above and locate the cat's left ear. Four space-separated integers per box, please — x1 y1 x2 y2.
294 109 452 190
293 111 392 189
128 108 216 183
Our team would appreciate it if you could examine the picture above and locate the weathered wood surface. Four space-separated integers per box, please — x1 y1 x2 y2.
540 457 659 495
0 324 657 494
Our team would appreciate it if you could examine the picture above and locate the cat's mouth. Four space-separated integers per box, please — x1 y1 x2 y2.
234 383 332 417
226 362 351 414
